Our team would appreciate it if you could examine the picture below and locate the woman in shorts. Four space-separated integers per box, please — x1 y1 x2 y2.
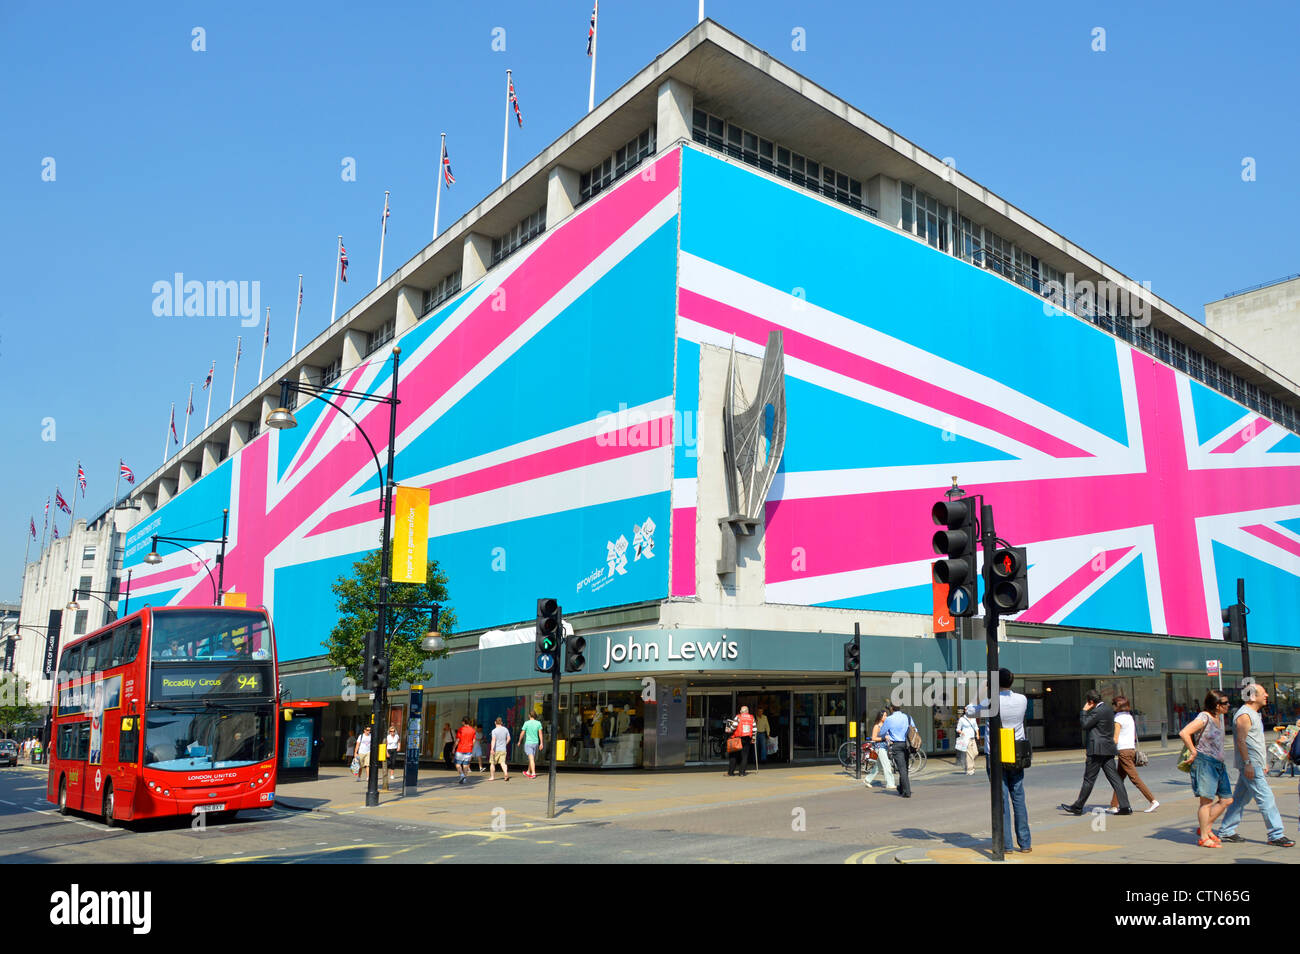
1178 689 1234 847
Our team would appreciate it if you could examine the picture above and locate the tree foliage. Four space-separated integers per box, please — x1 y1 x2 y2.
322 550 456 690
0 674 41 737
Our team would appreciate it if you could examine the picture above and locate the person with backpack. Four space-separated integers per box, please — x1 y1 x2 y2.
881 704 917 798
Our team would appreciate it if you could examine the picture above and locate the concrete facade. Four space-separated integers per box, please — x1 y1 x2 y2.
1206 275 1300 390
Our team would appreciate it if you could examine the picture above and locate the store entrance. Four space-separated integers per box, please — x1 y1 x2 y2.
685 692 733 762
1043 680 1085 748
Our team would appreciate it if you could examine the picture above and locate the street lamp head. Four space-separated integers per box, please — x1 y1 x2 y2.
421 634 445 652
66 600 79 612
145 537 163 565
267 380 298 430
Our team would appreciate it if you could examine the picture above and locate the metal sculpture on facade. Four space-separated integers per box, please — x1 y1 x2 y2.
718 331 787 577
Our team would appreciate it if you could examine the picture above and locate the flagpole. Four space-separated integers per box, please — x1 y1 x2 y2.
41 498 50 559
589 0 598 113
330 235 342 324
113 460 122 522
258 307 270 383
204 362 214 428
66 467 79 568
23 526 31 575
182 383 193 446
164 406 172 465
292 274 303 356
229 336 242 411
502 70 511 185
699 0 704 23
433 134 445 239
377 192 390 286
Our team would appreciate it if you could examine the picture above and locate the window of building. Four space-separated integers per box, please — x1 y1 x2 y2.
322 356 342 386
491 206 547 266
580 128 656 203
422 271 463 316
73 610 88 636
82 546 96 565
248 417 261 439
693 110 872 216
365 319 396 357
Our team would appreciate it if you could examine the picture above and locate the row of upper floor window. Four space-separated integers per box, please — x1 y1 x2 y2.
902 182 1300 434
581 128 657 203
691 110 876 217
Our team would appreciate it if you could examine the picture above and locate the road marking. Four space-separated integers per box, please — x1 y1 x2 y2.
0 799 15 806
844 846 902 864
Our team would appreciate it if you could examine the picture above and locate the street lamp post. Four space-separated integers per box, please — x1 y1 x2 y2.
267 346 401 808
144 512 229 605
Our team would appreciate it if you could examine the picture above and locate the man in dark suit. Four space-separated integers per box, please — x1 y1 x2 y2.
1060 689 1132 815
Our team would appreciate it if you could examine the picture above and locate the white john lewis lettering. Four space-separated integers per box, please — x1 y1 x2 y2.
602 634 740 671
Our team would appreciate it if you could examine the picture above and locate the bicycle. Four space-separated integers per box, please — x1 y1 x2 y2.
837 740 873 772
860 742 927 786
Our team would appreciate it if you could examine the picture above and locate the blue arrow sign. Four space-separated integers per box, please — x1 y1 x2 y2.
536 653 555 672
948 588 971 615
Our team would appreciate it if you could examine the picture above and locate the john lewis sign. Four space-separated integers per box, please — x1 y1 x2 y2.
601 632 740 671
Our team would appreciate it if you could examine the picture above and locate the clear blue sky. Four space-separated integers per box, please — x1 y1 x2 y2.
2 0 1297 600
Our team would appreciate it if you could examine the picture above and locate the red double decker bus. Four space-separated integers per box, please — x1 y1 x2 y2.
47 606 279 826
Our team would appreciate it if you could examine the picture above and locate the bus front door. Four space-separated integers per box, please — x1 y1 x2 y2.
112 715 140 819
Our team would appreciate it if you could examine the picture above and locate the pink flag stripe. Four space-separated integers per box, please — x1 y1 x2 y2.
1210 417 1272 454
307 415 675 539
670 507 697 596
678 288 1094 460
1242 524 1300 562
287 362 374 479
1017 546 1135 624
280 149 683 538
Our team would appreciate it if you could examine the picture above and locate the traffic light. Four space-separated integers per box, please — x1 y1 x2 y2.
1222 603 1245 643
362 629 379 689
535 598 561 673
988 546 1029 614
565 634 587 673
372 653 389 689
931 499 978 617
843 635 860 672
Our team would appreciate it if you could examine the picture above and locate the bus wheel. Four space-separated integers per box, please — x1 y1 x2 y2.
57 778 69 815
102 784 116 828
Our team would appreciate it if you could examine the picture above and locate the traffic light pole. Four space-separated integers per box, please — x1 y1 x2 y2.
981 501 1006 863
547 644 560 819
1238 578 1252 683
853 623 862 781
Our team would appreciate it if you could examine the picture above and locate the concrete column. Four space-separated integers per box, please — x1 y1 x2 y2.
136 493 154 518
395 286 422 336
462 232 493 285
157 478 177 505
866 174 902 227
299 366 322 388
229 420 251 453
545 165 582 230
177 459 199 491
656 77 694 151
343 329 367 367
202 440 224 474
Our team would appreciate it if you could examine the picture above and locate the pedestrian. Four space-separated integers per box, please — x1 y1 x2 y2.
344 729 357 766
489 717 511 781
1108 696 1158 814
955 705 980 776
1178 689 1234 848
471 721 485 773
726 705 756 776
1216 684 1294 847
454 716 476 784
870 708 896 790
881 703 916 798
518 711 544 778
441 722 454 770
755 707 771 764
386 725 401 784
355 726 372 783
1060 689 1131 816
975 667 1032 853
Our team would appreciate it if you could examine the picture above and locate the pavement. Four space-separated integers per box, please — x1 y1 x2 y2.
270 744 1300 863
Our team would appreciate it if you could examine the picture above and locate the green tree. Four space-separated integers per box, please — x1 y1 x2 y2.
0 674 41 739
323 550 456 690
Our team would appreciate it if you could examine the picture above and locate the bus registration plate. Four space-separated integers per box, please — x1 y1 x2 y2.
194 803 226 813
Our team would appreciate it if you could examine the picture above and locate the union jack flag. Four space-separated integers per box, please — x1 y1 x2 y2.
509 78 523 127
43 498 49 523
441 143 455 188
121 461 135 485
339 242 349 283
587 2 597 55
52 524 59 541
55 489 71 514
202 362 214 390
298 278 304 308
170 406 179 443
186 390 194 416
77 462 86 497
30 517 36 539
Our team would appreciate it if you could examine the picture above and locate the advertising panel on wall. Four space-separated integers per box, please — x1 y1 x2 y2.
123 150 685 661
676 146 1300 646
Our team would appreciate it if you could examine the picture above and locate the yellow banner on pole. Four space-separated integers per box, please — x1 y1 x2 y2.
392 485 430 583
223 591 247 607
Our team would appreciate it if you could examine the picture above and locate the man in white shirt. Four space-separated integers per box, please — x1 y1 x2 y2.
488 717 512 782
976 668 1031 854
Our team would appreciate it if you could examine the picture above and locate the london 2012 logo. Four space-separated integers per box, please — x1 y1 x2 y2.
576 517 656 595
